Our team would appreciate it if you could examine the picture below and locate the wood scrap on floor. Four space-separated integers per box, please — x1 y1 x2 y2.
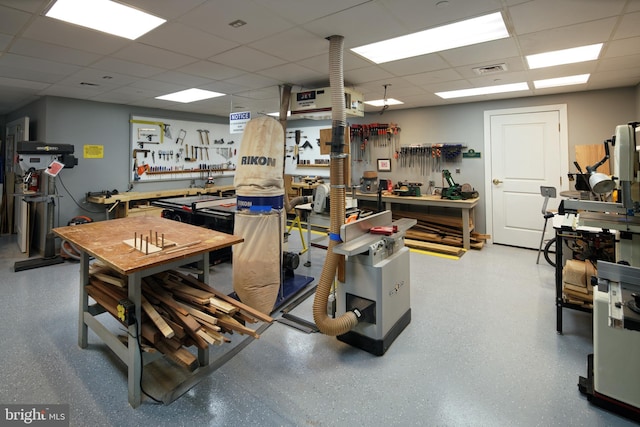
392 210 490 253
86 267 272 371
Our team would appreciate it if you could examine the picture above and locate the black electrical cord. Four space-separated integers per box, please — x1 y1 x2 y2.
55 174 104 214
131 317 163 404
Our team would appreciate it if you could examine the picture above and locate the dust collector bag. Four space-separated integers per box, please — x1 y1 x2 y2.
233 212 280 314
234 116 284 211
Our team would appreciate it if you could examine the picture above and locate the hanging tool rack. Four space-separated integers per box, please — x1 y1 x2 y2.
396 143 465 174
350 122 401 163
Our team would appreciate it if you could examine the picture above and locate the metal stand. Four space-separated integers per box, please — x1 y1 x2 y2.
13 177 64 272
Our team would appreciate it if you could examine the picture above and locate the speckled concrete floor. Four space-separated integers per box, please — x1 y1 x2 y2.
0 229 636 427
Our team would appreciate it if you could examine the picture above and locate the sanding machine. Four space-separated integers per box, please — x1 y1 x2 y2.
332 210 416 355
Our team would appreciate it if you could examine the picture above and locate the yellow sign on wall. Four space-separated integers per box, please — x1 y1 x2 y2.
84 145 104 159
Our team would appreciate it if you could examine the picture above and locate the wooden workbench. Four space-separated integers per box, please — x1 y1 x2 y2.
354 192 479 250
86 186 236 218
53 216 243 407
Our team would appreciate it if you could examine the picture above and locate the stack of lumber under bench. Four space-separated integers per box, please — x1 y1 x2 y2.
87 263 272 371
392 210 490 256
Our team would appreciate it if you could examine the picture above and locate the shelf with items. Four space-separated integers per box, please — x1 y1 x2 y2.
146 168 235 175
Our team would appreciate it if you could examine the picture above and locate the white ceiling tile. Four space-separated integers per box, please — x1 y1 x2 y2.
517 18 617 55
179 0 295 44
21 16 128 55
219 74 282 93
253 0 366 25
209 47 286 73
138 23 239 60
345 66 395 85
614 11 640 39
404 69 466 87
0 75 49 90
10 38 101 66
91 57 165 78
152 71 212 87
303 2 407 49
57 68 139 88
378 54 451 77
122 0 207 19
509 0 627 34
597 53 640 72
200 80 253 95
379 0 503 33
114 43 198 70
0 5 32 35
257 63 325 86
0 1 638 115
40 83 109 98
589 67 640 86
235 87 279 100
249 28 328 62
439 38 521 67
0 53 80 82
127 79 185 93
177 61 245 81
0 33 12 50
604 36 640 58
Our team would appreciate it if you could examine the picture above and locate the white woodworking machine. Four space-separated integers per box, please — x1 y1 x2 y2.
332 210 416 355
569 122 640 422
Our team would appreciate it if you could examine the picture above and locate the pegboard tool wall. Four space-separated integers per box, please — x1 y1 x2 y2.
130 115 237 183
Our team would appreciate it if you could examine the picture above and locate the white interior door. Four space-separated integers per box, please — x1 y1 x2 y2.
484 106 568 249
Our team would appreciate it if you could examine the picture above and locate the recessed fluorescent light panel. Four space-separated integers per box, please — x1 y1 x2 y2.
156 89 225 103
534 74 590 89
435 82 529 99
45 0 166 40
526 43 603 69
364 98 404 107
351 12 509 64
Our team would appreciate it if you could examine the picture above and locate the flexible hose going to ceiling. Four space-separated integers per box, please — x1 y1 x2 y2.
312 35 359 335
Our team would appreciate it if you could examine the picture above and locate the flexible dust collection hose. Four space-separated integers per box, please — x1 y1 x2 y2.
312 35 359 336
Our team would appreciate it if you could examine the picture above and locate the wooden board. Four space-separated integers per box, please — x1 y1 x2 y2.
404 239 465 256
576 144 610 175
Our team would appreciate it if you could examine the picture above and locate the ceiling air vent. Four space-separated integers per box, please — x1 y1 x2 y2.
473 63 508 75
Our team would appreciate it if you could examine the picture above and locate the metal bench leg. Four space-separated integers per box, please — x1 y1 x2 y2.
536 217 549 264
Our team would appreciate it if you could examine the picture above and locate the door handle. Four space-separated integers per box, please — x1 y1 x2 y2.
492 178 503 185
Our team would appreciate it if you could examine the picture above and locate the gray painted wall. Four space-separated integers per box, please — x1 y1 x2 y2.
346 87 636 234
3 86 638 237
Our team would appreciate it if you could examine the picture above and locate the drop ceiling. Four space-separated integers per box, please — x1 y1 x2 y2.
0 0 639 118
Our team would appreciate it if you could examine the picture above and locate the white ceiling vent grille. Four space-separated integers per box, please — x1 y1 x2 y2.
473 63 508 75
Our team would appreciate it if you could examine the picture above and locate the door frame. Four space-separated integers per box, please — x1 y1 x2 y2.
483 104 569 244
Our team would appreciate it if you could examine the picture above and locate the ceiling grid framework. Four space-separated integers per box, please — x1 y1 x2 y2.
0 0 637 116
